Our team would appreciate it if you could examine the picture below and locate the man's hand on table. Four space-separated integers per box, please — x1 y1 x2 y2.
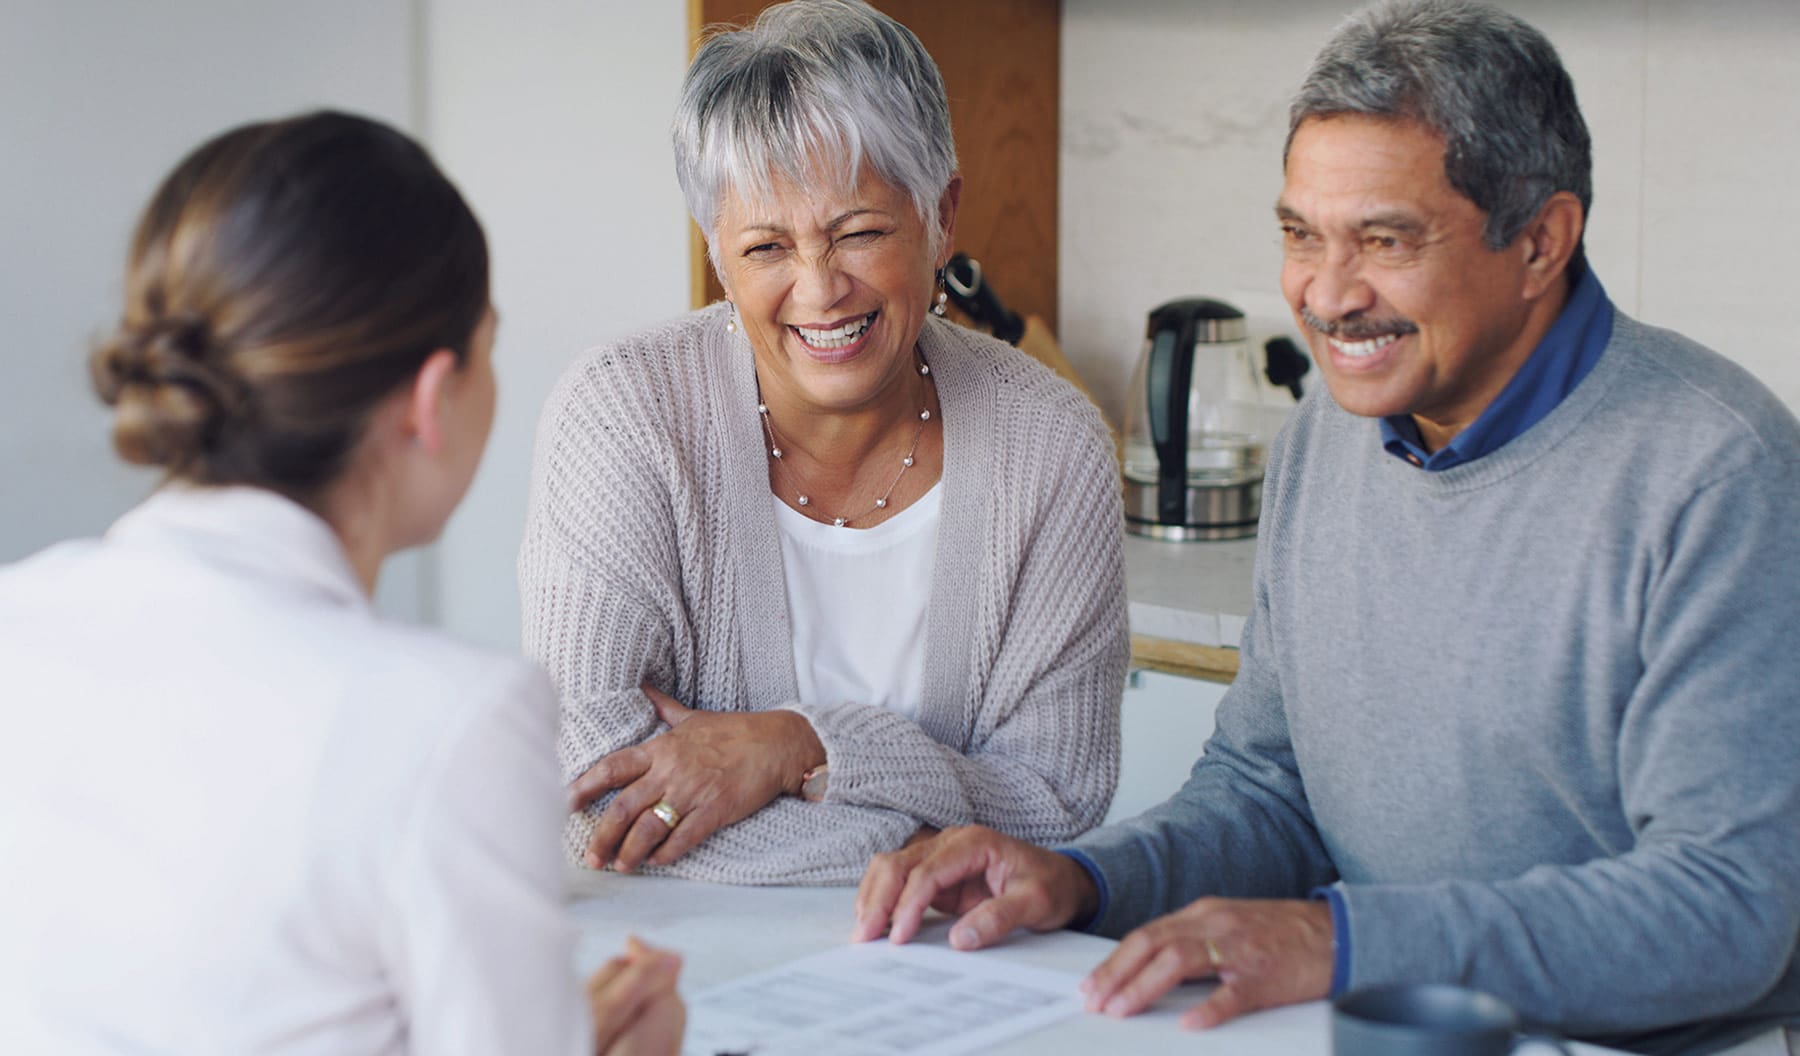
587 936 684 1056
852 825 1335 1030
568 685 826 873
1083 897 1333 1029
852 825 1099 947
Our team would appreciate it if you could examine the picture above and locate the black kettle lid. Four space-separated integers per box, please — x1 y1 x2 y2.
1146 297 1246 343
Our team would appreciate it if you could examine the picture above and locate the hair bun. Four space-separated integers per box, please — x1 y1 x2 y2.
91 312 248 470
92 111 488 494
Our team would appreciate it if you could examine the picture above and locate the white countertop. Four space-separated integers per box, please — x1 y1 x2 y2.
1123 532 1256 649
565 870 1624 1056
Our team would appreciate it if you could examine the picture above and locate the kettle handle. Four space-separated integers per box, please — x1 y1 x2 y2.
1147 320 1195 524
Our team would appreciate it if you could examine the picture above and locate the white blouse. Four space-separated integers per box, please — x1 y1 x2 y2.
0 487 588 1056
773 483 941 719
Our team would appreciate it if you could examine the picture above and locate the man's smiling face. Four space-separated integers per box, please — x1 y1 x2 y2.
1277 114 1542 449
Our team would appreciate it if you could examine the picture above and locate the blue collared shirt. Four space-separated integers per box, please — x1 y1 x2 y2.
1380 265 1613 470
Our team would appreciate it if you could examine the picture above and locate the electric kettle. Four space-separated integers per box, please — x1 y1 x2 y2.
1122 297 1305 540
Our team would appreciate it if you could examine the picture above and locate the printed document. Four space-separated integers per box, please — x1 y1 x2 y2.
681 941 1083 1056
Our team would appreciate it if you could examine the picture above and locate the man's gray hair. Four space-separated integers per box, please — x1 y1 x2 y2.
672 0 957 261
1288 0 1591 257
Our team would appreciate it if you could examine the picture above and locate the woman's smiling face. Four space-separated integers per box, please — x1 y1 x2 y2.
716 164 956 415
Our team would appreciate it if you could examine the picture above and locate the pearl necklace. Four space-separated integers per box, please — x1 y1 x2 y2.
758 358 935 528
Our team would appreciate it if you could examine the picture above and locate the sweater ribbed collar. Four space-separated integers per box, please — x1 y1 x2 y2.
1353 308 1636 496
1379 264 1614 470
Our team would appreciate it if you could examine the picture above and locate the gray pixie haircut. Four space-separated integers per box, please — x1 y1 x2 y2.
1288 0 1591 259
672 0 958 260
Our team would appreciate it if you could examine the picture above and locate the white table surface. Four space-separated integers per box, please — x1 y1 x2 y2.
565 869 1624 1056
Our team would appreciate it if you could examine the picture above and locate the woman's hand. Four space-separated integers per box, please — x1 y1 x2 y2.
587 936 685 1056
569 686 826 872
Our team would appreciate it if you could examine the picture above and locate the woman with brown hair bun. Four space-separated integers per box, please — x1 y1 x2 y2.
0 111 682 1055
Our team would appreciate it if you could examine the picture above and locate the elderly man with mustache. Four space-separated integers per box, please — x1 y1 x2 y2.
853 3 1800 1054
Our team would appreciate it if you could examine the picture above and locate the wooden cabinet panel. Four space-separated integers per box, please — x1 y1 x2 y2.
686 0 1059 327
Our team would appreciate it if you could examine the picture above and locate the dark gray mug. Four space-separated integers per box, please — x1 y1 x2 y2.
1332 984 1573 1055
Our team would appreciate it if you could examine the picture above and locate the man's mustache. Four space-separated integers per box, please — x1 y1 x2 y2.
1299 306 1420 342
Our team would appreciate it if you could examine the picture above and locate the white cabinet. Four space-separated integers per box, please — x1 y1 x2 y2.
1105 670 1228 825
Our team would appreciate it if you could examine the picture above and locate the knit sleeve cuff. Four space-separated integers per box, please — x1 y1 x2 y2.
773 699 974 826
1310 883 1351 997
1056 848 1111 934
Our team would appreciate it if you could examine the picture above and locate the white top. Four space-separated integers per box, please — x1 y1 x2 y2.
0 487 588 1056
773 483 941 719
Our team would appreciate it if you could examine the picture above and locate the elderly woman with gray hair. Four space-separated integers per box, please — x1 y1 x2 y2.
520 0 1126 885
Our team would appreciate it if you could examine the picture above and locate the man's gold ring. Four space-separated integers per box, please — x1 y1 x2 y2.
1205 938 1224 966
650 800 682 829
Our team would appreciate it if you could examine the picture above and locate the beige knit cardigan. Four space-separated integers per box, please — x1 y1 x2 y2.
519 304 1127 885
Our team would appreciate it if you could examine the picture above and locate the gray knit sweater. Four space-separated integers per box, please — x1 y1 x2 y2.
520 304 1127 885
1069 313 1800 1055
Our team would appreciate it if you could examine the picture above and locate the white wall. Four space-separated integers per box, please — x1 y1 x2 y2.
419 0 690 649
1060 0 1800 430
0 2 415 602
0 1 689 642
10 3 1796 647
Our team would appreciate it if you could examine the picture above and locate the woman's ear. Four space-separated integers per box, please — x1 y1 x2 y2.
709 236 732 302
404 348 460 454
934 174 964 269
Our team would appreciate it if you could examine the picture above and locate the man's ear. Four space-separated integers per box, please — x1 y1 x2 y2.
404 349 460 455
934 174 964 269
1519 190 1585 300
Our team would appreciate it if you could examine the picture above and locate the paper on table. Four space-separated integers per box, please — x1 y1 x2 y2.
681 941 1083 1056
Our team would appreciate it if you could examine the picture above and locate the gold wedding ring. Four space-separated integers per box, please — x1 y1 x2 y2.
650 799 682 829
1205 938 1225 966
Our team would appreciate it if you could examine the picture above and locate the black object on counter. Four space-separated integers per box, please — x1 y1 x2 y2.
942 253 1025 345
1145 298 1243 524
1264 336 1311 400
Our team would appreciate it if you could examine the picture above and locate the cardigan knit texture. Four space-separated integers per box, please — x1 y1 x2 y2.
1067 311 1800 1055
521 305 1128 885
